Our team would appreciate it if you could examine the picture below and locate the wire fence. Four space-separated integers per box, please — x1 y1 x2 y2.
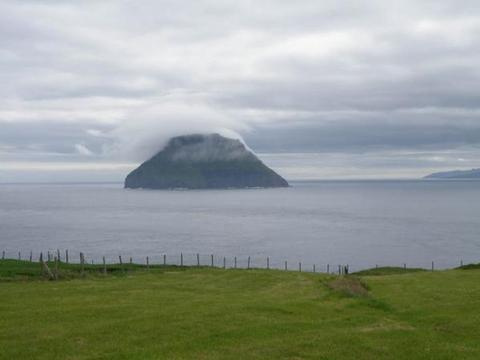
1 248 473 274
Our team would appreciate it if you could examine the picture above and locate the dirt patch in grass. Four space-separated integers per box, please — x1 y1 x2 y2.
326 276 369 298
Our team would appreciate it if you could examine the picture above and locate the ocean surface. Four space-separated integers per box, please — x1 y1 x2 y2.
1 180 479 271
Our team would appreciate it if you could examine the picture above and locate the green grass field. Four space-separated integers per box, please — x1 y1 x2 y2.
1 260 479 359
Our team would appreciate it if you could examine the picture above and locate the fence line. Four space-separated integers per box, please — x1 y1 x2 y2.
0 249 473 274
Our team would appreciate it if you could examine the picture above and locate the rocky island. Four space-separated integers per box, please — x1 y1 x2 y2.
124 134 289 189
424 168 480 179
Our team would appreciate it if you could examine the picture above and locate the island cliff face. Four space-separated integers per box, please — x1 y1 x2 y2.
124 134 289 189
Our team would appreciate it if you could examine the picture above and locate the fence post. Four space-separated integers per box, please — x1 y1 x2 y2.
431 261 434 271
223 257 226 269
39 252 43 274
285 261 287 271
234 256 237 269
338 265 341 275
41 257 54 280
66 249 69 264
267 257 269 270
1 251 4 260
163 254 166 266
146 256 149 270
211 254 214 267
180 253 183 267
313 264 316 273
18 251 21 261
129 257 133 265
404 263 406 270
119 255 123 265
299 262 302 272
460 260 463 267
29 251 33 262
247 256 251 269
80 252 85 276
57 249 61 262
47 251 51 262
197 253 200 266
103 256 107 275
327 264 329 273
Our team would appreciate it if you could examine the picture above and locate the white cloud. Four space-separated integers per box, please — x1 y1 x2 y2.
74 144 94 156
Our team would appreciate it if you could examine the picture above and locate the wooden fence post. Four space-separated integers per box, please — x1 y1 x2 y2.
267 257 269 269
180 253 183 267
285 261 287 271
404 263 406 270
39 252 43 274
234 256 237 269
327 264 329 273
18 251 21 261
29 251 32 262
163 254 166 266
80 252 85 276
57 249 61 262
146 256 149 270
103 256 107 275
197 253 200 266
129 257 133 265
223 257 226 269
66 249 69 264
432 261 434 271
47 251 51 262
338 265 341 275
211 254 214 267
299 262 302 272
41 258 55 280
119 255 122 265
247 256 251 269
313 264 316 273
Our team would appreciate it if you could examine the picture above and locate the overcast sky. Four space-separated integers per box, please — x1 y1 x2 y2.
1 0 480 182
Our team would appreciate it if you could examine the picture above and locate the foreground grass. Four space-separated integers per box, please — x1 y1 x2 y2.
0 261 479 359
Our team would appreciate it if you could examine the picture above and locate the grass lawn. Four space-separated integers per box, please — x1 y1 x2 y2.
0 260 479 359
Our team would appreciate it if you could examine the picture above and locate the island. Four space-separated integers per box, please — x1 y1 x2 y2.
424 168 480 179
124 133 289 189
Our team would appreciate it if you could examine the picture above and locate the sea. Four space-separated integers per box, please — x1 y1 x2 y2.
1 180 479 271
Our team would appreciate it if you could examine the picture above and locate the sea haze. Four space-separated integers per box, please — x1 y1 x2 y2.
1 181 479 271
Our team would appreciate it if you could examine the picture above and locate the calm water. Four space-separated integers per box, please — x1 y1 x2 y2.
1 181 479 271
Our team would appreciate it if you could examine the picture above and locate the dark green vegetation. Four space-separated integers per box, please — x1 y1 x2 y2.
353 266 426 276
1 260 480 359
124 134 289 189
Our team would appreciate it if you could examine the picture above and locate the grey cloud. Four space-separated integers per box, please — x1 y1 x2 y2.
1 0 480 180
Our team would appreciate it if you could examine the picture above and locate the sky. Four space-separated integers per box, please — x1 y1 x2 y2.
1 0 480 182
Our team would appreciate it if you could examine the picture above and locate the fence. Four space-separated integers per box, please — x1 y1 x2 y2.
1 249 470 275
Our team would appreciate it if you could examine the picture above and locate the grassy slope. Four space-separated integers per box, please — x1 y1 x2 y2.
0 261 479 359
